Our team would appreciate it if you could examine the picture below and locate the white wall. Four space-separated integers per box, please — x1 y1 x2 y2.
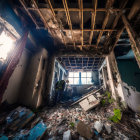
2 49 30 104
18 48 48 108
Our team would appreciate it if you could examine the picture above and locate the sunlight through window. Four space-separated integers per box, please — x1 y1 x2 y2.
0 32 14 61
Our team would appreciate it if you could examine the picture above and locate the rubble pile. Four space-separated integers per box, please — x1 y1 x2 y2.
0 106 47 140
0 92 140 140
39 102 140 140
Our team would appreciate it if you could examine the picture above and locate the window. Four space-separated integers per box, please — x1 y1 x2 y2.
68 72 92 85
81 72 92 84
0 31 14 61
68 72 79 85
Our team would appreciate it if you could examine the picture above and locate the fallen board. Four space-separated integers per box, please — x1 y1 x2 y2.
13 121 47 140
79 95 100 111
71 87 103 106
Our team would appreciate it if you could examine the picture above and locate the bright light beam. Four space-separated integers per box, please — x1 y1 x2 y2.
0 32 14 61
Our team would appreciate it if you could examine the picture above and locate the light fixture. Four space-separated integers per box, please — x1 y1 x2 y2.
0 31 14 61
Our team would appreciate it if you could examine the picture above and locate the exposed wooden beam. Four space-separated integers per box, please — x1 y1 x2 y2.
62 0 75 47
47 0 66 45
81 0 84 47
78 0 83 50
31 0 53 36
96 0 114 48
111 0 140 52
127 0 140 20
89 0 97 45
19 0 39 28
27 7 125 12
33 28 117 31
104 0 128 48
122 15 140 68
66 44 102 48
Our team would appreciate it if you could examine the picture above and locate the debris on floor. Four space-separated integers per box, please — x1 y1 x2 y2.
0 106 47 140
0 91 140 140
79 95 100 111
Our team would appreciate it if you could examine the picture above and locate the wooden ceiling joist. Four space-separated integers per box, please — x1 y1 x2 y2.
96 0 115 48
31 0 53 36
19 0 39 28
110 0 140 52
27 7 123 12
62 0 75 47
17 0 137 53
89 0 97 45
104 0 128 49
47 0 66 45
122 15 140 68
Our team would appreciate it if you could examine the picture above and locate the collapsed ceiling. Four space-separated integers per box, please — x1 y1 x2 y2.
11 0 135 54
57 56 104 71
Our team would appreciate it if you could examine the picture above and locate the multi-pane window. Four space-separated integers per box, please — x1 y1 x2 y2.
68 72 79 85
81 72 92 84
68 72 92 85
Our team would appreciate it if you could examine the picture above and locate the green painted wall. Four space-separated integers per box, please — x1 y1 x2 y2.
117 59 140 92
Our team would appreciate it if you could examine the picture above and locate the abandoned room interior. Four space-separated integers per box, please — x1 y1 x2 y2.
0 0 140 139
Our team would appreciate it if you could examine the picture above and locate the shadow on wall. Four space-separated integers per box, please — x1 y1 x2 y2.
18 48 48 108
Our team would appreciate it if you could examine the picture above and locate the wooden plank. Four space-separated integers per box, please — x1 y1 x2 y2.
71 87 103 106
78 0 83 49
31 0 53 36
19 0 39 28
47 0 66 45
106 0 140 52
89 0 97 45
27 7 124 12
122 15 140 68
62 0 75 47
81 0 83 47
11 112 35 131
61 29 116 32
96 0 114 48
104 0 128 49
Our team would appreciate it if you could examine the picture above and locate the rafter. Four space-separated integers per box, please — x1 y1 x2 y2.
31 0 53 36
122 15 140 68
111 0 140 52
104 0 128 49
27 7 124 12
96 0 114 48
47 0 66 45
89 0 97 45
62 0 75 47
78 0 83 49
19 0 39 28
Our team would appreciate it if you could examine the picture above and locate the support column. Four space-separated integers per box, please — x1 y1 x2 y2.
106 51 125 102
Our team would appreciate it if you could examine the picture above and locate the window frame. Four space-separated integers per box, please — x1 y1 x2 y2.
68 71 92 85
